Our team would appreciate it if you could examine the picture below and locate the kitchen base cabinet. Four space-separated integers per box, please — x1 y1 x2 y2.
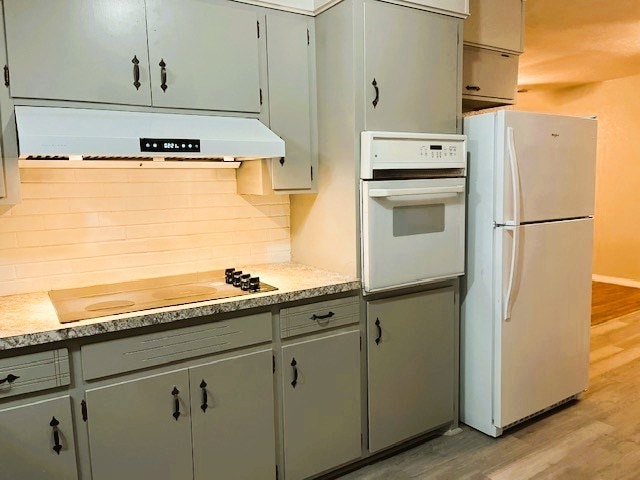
190 349 276 480
281 329 361 480
367 287 455 453
0 395 78 480
86 369 193 480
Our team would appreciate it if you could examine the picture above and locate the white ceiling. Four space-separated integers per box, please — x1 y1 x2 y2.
518 0 640 89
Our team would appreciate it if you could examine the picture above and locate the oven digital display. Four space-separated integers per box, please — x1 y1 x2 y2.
430 145 443 150
139 138 201 153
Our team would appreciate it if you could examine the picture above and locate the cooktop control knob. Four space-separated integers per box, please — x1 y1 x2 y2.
249 277 260 292
225 268 235 284
232 271 243 287
240 274 251 291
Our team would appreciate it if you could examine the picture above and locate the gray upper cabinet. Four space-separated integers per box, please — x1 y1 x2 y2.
146 0 262 112
367 288 455 453
364 0 460 134
0 395 78 480
281 330 362 480
266 13 315 191
190 349 276 480
4 0 151 105
464 0 524 53
86 369 193 480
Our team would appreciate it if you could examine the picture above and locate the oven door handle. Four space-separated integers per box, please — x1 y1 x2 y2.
368 185 465 199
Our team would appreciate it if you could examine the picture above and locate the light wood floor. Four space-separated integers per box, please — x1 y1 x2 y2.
592 282 640 326
341 307 640 479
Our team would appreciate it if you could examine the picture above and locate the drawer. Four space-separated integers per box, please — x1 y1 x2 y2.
0 349 70 399
280 296 360 338
463 45 519 101
82 312 272 380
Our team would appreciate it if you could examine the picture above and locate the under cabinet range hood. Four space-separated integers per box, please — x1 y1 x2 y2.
14 106 285 162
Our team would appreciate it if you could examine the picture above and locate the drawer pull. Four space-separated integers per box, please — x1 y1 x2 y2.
372 78 379 108
50 417 62 455
291 358 298 388
0 373 19 385
310 311 335 325
465 85 481 92
200 380 208 412
172 387 181 420
375 318 382 345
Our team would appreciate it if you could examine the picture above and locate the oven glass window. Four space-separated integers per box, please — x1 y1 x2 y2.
393 204 445 237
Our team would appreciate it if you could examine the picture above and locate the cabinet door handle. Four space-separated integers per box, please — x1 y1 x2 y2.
159 59 168 92
310 311 334 325
291 358 298 388
372 78 379 108
132 55 141 90
81 400 88 422
0 373 19 385
50 417 62 455
465 85 481 92
200 380 208 412
171 387 181 420
374 318 382 345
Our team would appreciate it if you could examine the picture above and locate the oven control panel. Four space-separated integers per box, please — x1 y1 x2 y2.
361 132 466 179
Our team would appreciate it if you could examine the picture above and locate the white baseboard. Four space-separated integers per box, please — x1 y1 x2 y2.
592 274 640 289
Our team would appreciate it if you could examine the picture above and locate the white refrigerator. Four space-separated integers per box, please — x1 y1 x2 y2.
461 110 597 437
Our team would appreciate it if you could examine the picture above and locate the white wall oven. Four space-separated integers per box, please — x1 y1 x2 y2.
360 132 467 293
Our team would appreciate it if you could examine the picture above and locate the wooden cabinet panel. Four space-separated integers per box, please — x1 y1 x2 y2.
364 0 460 133
4 0 151 105
146 0 261 112
464 0 524 53
190 349 275 480
280 295 360 338
0 348 70 399
86 369 193 480
266 13 314 190
0 396 78 480
281 330 361 480
463 46 519 101
367 288 455 453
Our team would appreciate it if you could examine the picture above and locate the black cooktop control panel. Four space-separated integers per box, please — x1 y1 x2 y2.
140 138 201 153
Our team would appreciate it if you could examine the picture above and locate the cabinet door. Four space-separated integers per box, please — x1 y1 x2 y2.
464 0 523 53
364 0 460 133
281 330 361 480
147 0 261 112
0 396 78 480
463 46 519 101
367 288 455 453
86 369 192 480
267 13 314 190
190 349 275 480
4 0 151 105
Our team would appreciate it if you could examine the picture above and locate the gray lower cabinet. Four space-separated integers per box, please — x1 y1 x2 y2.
0 395 78 480
190 349 276 480
281 329 362 480
85 349 276 480
4 0 151 105
367 288 455 453
363 0 460 133
86 369 193 480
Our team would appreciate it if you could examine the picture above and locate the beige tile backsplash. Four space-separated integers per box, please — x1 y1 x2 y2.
0 167 291 296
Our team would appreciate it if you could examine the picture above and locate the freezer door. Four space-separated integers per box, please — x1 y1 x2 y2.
495 219 592 428
496 111 596 224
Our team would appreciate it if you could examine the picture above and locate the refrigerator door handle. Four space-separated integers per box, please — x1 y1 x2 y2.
506 127 521 225
503 225 520 321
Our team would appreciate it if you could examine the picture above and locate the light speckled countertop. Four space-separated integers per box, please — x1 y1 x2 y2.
0 263 360 350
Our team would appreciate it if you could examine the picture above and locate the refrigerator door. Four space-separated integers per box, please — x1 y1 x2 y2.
494 218 592 428
495 111 597 224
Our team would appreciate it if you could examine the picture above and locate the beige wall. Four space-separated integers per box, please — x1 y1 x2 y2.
0 167 290 296
515 75 640 282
